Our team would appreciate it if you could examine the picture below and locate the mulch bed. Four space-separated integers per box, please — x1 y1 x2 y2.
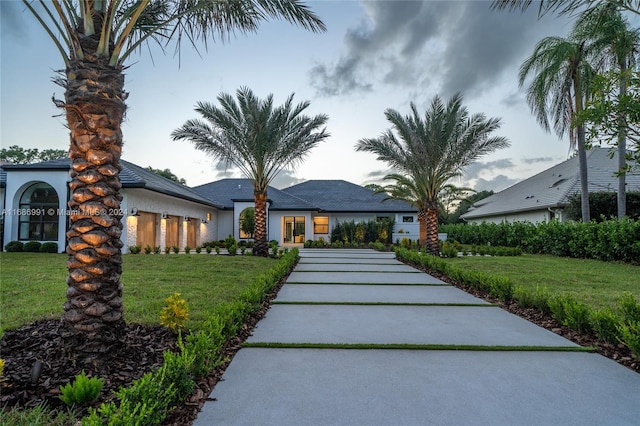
1 259 637 425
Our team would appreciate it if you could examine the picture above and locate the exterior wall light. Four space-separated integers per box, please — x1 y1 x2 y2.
130 207 140 216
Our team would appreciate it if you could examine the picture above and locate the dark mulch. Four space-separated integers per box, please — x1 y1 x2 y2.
1 259 637 425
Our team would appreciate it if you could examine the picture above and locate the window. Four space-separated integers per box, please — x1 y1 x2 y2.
239 208 255 239
402 216 414 223
18 183 59 241
313 216 329 234
376 216 390 222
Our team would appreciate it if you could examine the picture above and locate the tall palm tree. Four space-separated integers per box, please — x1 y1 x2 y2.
519 34 595 222
575 5 639 218
24 0 325 364
356 94 509 255
171 87 329 256
491 0 640 17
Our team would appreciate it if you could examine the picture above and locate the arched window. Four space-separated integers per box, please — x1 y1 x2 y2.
239 207 255 239
18 183 59 241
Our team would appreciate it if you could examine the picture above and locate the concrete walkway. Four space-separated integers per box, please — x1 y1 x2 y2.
194 249 640 425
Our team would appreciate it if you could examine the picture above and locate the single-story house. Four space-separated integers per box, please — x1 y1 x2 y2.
461 148 640 224
1 159 219 252
2 159 418 252
192 178 419 244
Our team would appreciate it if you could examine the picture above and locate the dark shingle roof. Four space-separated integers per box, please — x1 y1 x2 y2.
282 180 417 212
461 148 640 220
193 179 316 210
2 158 219 208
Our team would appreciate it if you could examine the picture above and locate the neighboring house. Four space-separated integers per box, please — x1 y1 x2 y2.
461 148 640 224
1 159 219 252
193 179 418 244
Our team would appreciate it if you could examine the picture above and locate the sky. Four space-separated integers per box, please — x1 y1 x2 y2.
1 0 586 192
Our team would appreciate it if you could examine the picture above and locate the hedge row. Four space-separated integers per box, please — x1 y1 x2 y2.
83 249 299 425
394 247 640 358
331 219 395 245
440 219 640 264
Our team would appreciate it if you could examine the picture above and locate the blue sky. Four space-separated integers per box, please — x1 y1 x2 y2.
2 1 582 191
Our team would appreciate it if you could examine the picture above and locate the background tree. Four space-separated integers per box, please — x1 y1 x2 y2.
172 87 329 256
240 207 256 239
575 5 639 217
23 0 325 364
447 190 495 224
146 166 187 184
0 145 66 164
519 32 595 221
356 94 509 255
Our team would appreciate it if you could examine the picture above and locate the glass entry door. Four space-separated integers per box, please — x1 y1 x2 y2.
284 216 305 244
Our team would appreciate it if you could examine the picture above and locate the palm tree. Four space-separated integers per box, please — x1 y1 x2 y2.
356 94 509 255
23 0 325 364
575 5 639 218
171 87 329 256
519 34 595 222
491 0 640 17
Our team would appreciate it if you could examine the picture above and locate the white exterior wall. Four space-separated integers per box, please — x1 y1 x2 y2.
464 209 554 225
122 188 217 251
3 169 70 252
217 210 234 241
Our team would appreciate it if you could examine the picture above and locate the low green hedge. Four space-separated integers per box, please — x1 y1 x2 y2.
83 249 299 425
440 218 640 264
394 247 640 359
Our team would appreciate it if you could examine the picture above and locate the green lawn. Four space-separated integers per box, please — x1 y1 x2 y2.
443 254 640 310
0 253 275 331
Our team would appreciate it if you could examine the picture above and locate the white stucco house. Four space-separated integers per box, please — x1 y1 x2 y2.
461 148 640 224
1 159 219 252
1 160 418 252
192 178 419 244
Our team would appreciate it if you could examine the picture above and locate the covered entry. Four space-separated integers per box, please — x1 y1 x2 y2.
283 216 305 244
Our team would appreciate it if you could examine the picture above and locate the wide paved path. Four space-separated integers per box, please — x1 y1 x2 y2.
195 249 640 425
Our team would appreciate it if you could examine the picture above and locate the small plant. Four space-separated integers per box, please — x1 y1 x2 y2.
160 293 189 331
240 246 246 255
195 246 202 254
618 321 640 358
184 246 191 254
59 370 104 407
440 241 458 258
591 309 620 344
172 246 179 254
154 246 161 254
206 245 212 254
164 246 171 254
224 235 237 249
618 292 640 323
144 245 152 254
39 242 58 253
23 241 42 252
227 244 238 256
129 245 142 254
4 241 24 252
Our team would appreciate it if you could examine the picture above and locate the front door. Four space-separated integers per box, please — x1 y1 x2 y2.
283 216 305 244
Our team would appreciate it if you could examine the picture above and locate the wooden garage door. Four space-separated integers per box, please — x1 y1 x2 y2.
136 211 157 248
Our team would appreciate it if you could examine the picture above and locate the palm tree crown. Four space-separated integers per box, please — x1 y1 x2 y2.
356 93 509 255
172 86 329 256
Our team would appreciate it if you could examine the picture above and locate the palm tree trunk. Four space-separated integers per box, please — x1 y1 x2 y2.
61 56 127 365
425 207 440 255
577 128 590 222
574 73 591 223
253 191 269 257
417 209 427 249
617 63 628 219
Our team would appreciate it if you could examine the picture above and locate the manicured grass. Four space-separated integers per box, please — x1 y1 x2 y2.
0 253 275 331
442 254 640 310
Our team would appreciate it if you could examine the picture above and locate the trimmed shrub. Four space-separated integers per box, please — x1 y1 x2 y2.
40 242 58 253
128 245 141 254
591 309 621 344
23 241 42 252
4 241 23 252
